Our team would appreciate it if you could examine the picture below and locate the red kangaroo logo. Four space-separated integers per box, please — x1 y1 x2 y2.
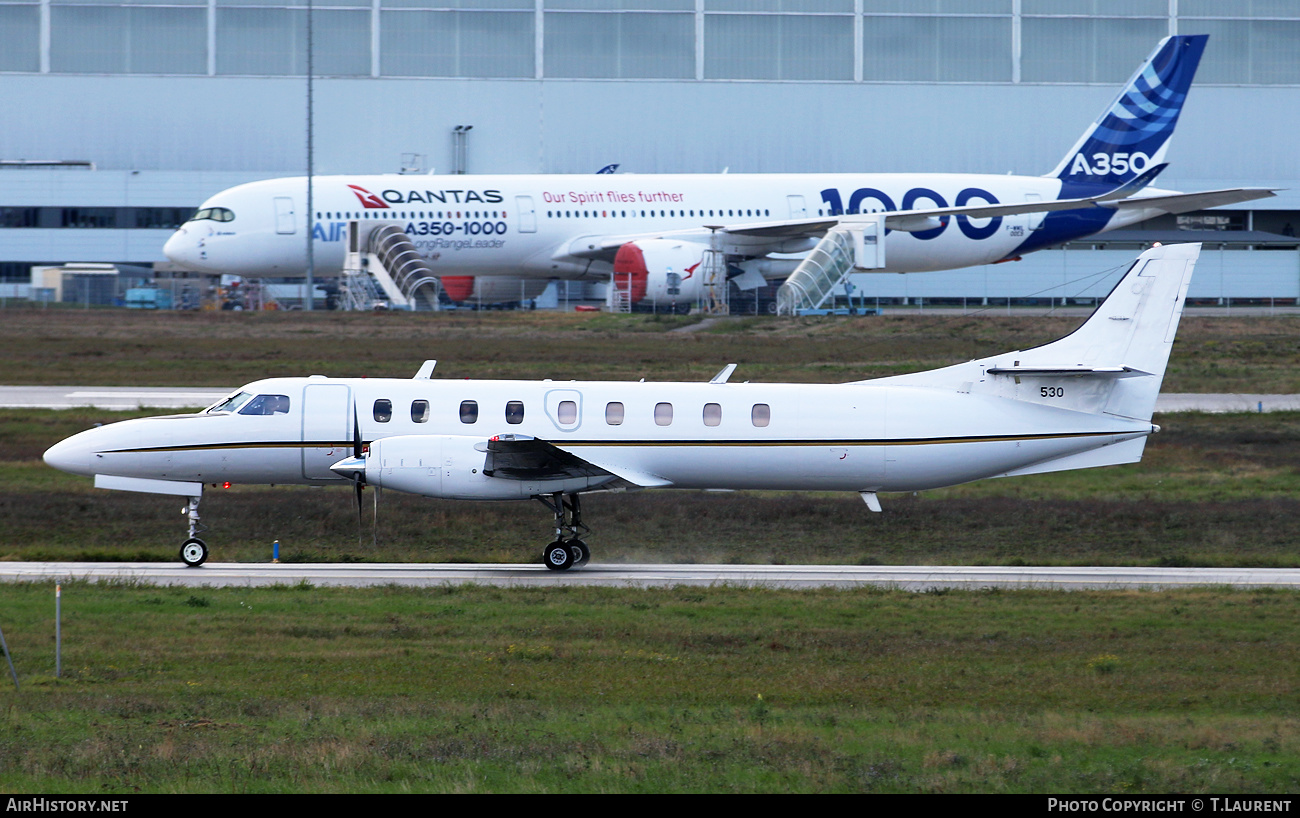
348 185 389 209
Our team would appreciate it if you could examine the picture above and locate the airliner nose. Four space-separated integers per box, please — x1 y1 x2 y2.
163 228 192 265
43 433 94 476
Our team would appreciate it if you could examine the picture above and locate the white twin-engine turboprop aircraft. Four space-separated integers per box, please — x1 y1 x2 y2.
46 243 1200 570
162 36 1268 308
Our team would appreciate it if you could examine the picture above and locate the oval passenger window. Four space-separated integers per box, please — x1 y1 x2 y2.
558 400 577 424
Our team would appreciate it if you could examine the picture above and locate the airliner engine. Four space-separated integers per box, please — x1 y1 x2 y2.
612 239 710 307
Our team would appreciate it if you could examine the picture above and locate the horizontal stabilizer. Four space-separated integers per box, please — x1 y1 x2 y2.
1108 187 1277 215
986 365 1152 379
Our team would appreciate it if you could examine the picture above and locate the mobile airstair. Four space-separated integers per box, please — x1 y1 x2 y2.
775 219 884 315
340 221 441 310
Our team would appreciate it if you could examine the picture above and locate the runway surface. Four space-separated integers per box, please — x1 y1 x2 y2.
3 385 1299 413
0 386 232 410
2 561 1297 591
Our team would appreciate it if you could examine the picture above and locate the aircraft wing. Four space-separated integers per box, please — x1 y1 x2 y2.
558 184 1278 263
484 434 673 489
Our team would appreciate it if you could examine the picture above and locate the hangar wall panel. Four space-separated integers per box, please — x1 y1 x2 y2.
0 75 1296 210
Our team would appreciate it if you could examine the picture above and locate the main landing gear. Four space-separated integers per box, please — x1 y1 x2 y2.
536 492 590 571
179 496 208 568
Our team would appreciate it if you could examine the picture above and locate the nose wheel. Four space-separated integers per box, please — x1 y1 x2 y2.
537 493 591 571
180 538 208 567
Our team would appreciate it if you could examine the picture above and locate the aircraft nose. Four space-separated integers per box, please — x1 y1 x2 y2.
43 433 95 476
163 228 193 265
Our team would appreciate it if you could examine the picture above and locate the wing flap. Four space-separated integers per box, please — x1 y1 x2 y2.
484 435 672 489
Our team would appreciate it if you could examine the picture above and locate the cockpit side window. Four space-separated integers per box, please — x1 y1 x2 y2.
207 391 252 414
188 207 235 223
238 394 291 415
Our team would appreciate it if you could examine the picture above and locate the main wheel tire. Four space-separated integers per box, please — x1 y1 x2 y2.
180 538 208 568
569 540 590 568
544 540 574 571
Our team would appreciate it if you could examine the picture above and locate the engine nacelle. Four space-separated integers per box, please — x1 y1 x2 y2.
361 435 596 500
440 276 549 305
613 239 709 307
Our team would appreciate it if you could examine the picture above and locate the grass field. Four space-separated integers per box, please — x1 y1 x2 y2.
1 304 1297 391
1 305 1297 792
1 582 1298 793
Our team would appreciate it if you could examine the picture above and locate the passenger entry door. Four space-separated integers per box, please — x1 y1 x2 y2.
301 383 351 479
515 195 536 233
274 197 296 234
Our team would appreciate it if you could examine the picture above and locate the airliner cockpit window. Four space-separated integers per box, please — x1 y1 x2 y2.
238 394 291 415
188 207 235 223
206 391 252 414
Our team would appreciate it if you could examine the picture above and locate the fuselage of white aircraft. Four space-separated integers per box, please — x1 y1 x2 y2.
163 171 1169 280
43 372 1155 499
45 242 1203 568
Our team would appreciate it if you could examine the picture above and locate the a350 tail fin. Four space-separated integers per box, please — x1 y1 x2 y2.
1047 35 1208 190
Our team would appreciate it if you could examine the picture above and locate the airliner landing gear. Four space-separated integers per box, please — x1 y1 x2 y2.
537 492 590 571
179 496 208 567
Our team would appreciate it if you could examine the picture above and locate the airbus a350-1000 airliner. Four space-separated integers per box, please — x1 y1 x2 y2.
163 36 1266 308
47 243 1201 569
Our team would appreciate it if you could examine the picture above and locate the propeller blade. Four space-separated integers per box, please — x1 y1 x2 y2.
353 405 363 460
351 400 366 546
354 479 365 546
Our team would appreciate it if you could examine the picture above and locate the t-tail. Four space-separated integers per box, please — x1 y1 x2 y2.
874 241 1199 413
1047 35 1208 193
867 243 1199 477
988 242 1199 422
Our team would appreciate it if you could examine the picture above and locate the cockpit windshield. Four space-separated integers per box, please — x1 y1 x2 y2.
238 394 291 415
206 391 252 414
188 207 235 223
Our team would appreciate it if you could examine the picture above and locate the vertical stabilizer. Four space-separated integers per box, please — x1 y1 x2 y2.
1047 35 1208 190
864 244 1200 424
1011 242 1200 420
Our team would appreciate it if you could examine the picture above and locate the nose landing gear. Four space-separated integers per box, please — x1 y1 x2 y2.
537 492 590 571
179 496 208 567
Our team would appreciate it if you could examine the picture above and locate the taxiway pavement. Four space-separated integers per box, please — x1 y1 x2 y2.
2 561 1297 592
